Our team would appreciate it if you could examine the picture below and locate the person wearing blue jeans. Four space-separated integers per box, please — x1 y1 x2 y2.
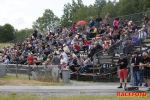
131 52 141 86
76 64 93 73
76 56 92 73
95 14 102 29
130 66 135 86
133 71 140 86
139 52 150 91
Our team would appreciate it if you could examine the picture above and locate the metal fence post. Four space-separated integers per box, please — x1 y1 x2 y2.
139 31 142 56
28 65 30 80
119 35 122 53
45 64 47 81
16 61 18 78
58 67 59 83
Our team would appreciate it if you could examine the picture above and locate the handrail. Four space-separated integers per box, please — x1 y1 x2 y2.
93 39 121 57
109 11 150 20
0 63 57 68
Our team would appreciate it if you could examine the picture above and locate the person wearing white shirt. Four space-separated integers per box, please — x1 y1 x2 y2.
138 28 147 41
60 55 68 65
4 56 9 64
60 50 68 60
76 56 92 73
63 44 70 54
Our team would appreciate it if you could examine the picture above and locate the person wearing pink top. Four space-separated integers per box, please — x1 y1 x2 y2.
113 18 119 30
72 23 76 31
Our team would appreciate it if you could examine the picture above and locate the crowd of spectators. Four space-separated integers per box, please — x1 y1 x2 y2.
0 13 150 74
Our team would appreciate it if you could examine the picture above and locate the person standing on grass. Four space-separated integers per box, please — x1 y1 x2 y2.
50 53 60 65
116 53 128 88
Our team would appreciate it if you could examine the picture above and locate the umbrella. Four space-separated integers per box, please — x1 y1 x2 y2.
76 20 87 25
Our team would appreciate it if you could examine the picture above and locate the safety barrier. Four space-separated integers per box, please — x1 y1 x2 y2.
1 63 59 83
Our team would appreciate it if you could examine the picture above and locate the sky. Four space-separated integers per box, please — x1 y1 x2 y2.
0 0 98 30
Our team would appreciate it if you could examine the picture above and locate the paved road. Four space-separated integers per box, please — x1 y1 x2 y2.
0 81 149 96
0 85 149 97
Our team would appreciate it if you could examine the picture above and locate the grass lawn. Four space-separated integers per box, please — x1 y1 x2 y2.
0 94 149 100
0 74 62 86
0 43 14 49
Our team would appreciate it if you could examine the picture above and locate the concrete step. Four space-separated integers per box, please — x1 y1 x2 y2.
143 44 150 47
134 46 140 48
142 39 150 43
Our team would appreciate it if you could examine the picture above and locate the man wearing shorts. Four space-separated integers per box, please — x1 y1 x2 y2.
117 53 128 88
139 52 150 91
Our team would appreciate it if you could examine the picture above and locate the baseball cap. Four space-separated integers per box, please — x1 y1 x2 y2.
133 51 138 54
120 53 124 57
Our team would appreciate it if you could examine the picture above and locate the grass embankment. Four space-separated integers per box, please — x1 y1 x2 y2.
0 94 149 100
0 74 62 86
0 43 14 49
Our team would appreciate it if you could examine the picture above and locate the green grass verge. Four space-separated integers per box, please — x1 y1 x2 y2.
0 43 14 49
0 74 64 86
0 94 149 100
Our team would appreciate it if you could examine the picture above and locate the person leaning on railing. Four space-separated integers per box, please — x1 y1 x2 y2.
130 52 141 87
139 52 150 91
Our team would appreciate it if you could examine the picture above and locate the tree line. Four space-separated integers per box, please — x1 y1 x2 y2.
60 0 150 27
0 24 32 43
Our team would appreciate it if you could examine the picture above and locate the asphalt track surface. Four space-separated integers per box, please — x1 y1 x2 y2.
0 82 149 97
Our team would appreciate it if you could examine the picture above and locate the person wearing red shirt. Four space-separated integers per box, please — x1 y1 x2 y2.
83 39 90 52
27 53 34 65
103 42 110 52
73 42 80 54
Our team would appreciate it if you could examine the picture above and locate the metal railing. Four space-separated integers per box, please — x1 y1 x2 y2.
1 63 59 83
109 11 150 27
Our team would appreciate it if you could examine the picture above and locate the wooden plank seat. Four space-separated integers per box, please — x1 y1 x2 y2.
143 44 150 47
89 67 102 70
142 39 150 43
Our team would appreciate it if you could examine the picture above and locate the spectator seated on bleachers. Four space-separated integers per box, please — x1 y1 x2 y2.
76 55 92 73
3 56 10 64
27 53 34 65
0 53 3 63
73 42 80 54
131 34 139 46
34 53 43 65
69 55 82 72
83 38 90 53
42 54 53 65
18 51 27 64
63 44 70 54
138 28 147 42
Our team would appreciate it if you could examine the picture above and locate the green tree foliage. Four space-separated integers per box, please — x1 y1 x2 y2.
0 24 15 42
101 1 116 18
60 0 150 27
94 0 107 14
33 9 60 33
61 3 73 27
15 28 33 42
